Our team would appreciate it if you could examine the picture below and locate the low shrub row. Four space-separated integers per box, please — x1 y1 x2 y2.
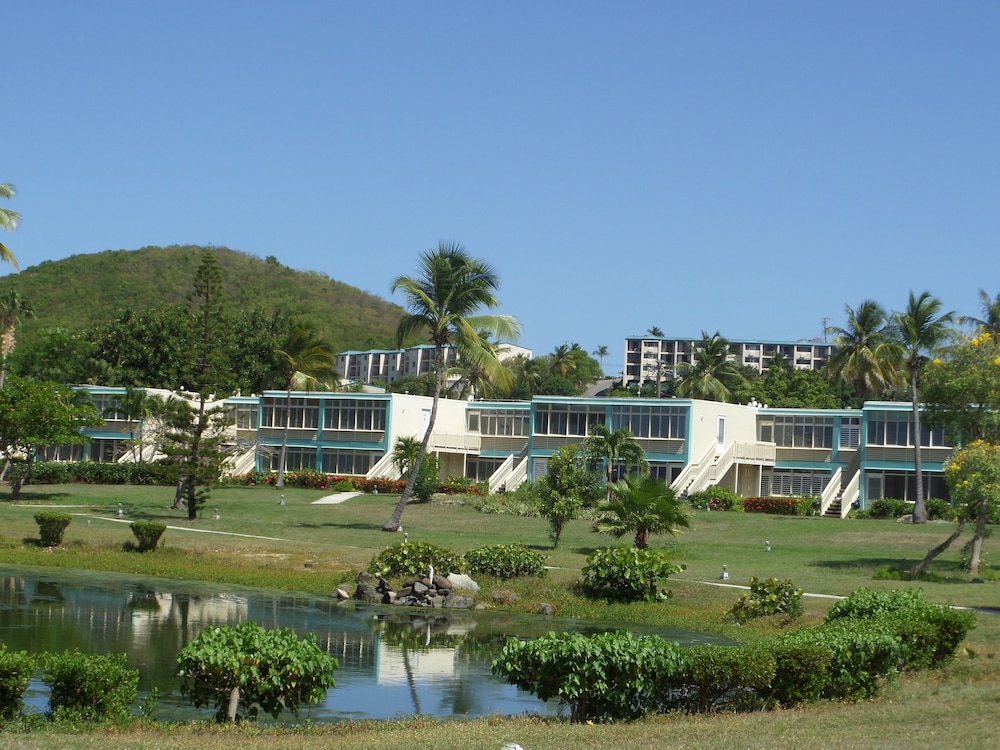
25 460 174 486
33 513 166 552
492 588 975 723
367 541 548 580
742 496 814 515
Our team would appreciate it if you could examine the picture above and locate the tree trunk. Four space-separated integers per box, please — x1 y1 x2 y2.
910 369 927 524
227 685 241 723
635 527 648 549
968 495 991 576
910 517 965 579
383 349 444 532
276 385 292 489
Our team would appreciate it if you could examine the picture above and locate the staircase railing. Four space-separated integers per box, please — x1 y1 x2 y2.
819 467 843 516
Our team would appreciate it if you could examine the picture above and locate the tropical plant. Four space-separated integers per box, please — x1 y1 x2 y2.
176 622 338 723
727 577 804 623
537 444 605 547
43 650 138 723
675 331 748 402
825 300 903 406
34 511 72 547
581 545 684 602
647 325 664 337
105 386 164 463
583 423 648 500
592 344 609 371
594 473 691 548
892 291 955 524
391 435 422 479
922 332 1000 444
959 288 1000 336
274 320 339 489
0 289 33 389
0 646 34 720
446 330 514 400
383 242 520 532
0 184 21 269
462 543 547 579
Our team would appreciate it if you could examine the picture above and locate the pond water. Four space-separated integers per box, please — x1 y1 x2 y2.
0 564 732 722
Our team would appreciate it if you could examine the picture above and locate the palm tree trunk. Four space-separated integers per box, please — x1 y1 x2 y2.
277 386 292 489
910 368 927 524
384 349 444 531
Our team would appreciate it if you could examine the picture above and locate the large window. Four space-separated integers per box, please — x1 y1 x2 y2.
89 394 127 422
763 469 829 497
327 399 387 432
867 413 947 447
262 398 320 430
610 405 686 440
230 404 259 430
840 416 861 449
267 447 316 472
769 416 834 449
468 409 529 437
321 449 380 475
535 403 604 437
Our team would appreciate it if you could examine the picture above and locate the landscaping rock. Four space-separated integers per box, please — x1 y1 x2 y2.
443 593 475 609
447 573 480 592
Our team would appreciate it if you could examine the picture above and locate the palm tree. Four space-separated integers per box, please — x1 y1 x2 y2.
383 242 520 532
275 320 339 490
825 301 903 406
592 345 609 372
0 289 33 388
549 344 578 379
959 289 1000 336
106 386 164 462
893 291 955 524
583 422 649 500
675 331 747 402
647 326 664 337
391 435 422 479
595 474 691 549
0 184 21 269
446 330 514 401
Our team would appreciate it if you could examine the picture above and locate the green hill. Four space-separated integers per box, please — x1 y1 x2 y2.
1 244 405 354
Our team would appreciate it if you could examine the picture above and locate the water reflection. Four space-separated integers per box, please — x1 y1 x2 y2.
0 565 731 721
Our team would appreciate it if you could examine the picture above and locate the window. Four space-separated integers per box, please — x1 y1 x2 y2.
470 409 530 437
262 398 319 429
322 449 380 475
840 417 860 449
763 469 829 497
534 404 603 437
231 404 259 430
610 405 686 439
868 413 911 446
771 416 833 449
327 400 387 432
268 447 316 472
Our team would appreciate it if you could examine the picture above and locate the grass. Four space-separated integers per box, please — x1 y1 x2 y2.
1 482 998 748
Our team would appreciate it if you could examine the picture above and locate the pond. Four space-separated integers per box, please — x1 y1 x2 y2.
0 564 732 722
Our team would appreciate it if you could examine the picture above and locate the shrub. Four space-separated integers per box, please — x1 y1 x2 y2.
866 498 912 519
368 540 463 578
129 521 167 552
34 511 72 547
177 622 338 722
463 543 547 579
663 645 775 713
492 630 685 723
42 651 138 723
473 482 543 517
727 577 803 624
0 647 35 721
742 496 812 515
412 454 441 503
925 497 954 521
355 478 406 494
762 640 833 707
25 462 71 484
333 478 355 492
581 546 684 603
687 486 742 511
825 588 928 621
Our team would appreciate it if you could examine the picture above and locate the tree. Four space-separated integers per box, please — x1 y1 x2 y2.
922 332 1000 444
592 345 609 372
537 445 604 547
105 386 164 463
177 621 338 723
647 326 664 337
0 289 34 388
0 184 21 269
549 344 578 379
0 377 101 499
959 288 1000 336
383 242 520 532
825 300 903 406
446 331 514 400
892 291 955 524
583 423 648 500
274 320 339 489
594 474 691 549
944 441 1000 575
391 435 422 479
675 331 748 403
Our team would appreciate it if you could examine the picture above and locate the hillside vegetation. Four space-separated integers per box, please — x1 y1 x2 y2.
0 244 405 355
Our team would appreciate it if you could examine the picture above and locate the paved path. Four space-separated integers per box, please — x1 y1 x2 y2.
313 492 363 505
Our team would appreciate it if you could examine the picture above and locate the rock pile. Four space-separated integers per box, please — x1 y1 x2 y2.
352 571 475 609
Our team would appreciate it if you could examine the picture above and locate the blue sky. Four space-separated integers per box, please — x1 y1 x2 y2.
7 2 999 376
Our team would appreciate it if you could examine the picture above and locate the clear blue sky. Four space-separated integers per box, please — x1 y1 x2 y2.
7 2 999 376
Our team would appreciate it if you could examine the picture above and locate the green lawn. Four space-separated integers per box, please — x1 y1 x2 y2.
1 482 998 749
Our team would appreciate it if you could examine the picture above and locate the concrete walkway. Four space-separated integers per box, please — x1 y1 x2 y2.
312 492 364 505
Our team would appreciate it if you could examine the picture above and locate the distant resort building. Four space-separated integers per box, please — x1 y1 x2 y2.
624 335 834 388
68 386 953 516
337 343 532 387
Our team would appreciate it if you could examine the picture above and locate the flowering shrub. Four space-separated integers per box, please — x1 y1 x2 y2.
688 486 742 511
743 496 813 515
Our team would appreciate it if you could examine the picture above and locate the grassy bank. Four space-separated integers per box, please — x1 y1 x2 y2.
1 482 998 748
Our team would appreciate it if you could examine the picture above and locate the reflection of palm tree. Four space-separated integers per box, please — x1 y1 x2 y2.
892 290 954 525
384 243 520 532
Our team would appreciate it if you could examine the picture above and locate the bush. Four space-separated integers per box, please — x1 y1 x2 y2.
825 588 928 621
727 577 803 624
463 543 547 579
0 647 35 721
925 497 955 521
129 521 167 552
177 622 338 722
687 486 742 511
866 498 912 519
762 640 833 707
473 482 543 517
368 540 463 578
742 496 813 515
663 645 776 713
42 651 138 723
412 454 441 503
581 546 684 603
34 511 72 547
355 478 406 494
492 630 685 723
25 462 72 484
333 478 355 492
